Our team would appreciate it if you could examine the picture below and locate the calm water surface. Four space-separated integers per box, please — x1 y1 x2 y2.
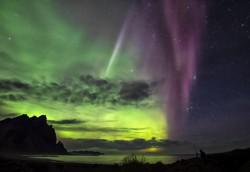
31 154 193 164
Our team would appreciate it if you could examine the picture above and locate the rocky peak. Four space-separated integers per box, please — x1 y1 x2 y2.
0 114 67 154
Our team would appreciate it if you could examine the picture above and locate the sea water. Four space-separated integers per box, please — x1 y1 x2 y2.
31 154 193 164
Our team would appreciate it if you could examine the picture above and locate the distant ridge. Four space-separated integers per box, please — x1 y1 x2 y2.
70 150 104 156
0 114 67 154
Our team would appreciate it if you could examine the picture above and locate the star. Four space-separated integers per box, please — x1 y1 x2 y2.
192 75 197 80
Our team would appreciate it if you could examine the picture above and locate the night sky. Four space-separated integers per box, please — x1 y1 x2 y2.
0 0 250 154
188 0 250 150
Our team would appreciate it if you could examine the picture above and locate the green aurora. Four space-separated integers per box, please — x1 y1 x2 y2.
0 0 167 142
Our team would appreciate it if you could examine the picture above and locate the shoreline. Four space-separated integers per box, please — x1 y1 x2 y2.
1 148 250 172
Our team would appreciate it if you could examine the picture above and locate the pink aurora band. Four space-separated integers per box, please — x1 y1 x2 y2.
132 0 206 138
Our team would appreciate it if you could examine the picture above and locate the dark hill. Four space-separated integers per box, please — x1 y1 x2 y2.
0 114 67 154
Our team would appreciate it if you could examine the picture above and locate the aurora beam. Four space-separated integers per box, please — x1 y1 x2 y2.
103 10 132 78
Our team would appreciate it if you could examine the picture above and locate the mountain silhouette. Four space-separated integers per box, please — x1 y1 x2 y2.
0 114 67 154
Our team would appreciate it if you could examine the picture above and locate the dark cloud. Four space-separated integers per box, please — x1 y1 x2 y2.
48 119 85 125
0 75 153 106
61 138 195 154
0 79 31 91
0 94 26 101
119 81 151 101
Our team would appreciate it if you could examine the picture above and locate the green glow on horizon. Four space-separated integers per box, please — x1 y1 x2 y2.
5 100 167 140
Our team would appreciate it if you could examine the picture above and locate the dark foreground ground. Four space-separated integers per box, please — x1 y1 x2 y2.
1 148 250 172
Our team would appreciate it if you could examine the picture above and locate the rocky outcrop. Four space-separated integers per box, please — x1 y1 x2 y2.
0 114 67 154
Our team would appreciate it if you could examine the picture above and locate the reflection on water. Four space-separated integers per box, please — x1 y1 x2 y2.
31 155 191 164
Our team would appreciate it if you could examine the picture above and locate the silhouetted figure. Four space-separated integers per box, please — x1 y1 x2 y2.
200 149 207 162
